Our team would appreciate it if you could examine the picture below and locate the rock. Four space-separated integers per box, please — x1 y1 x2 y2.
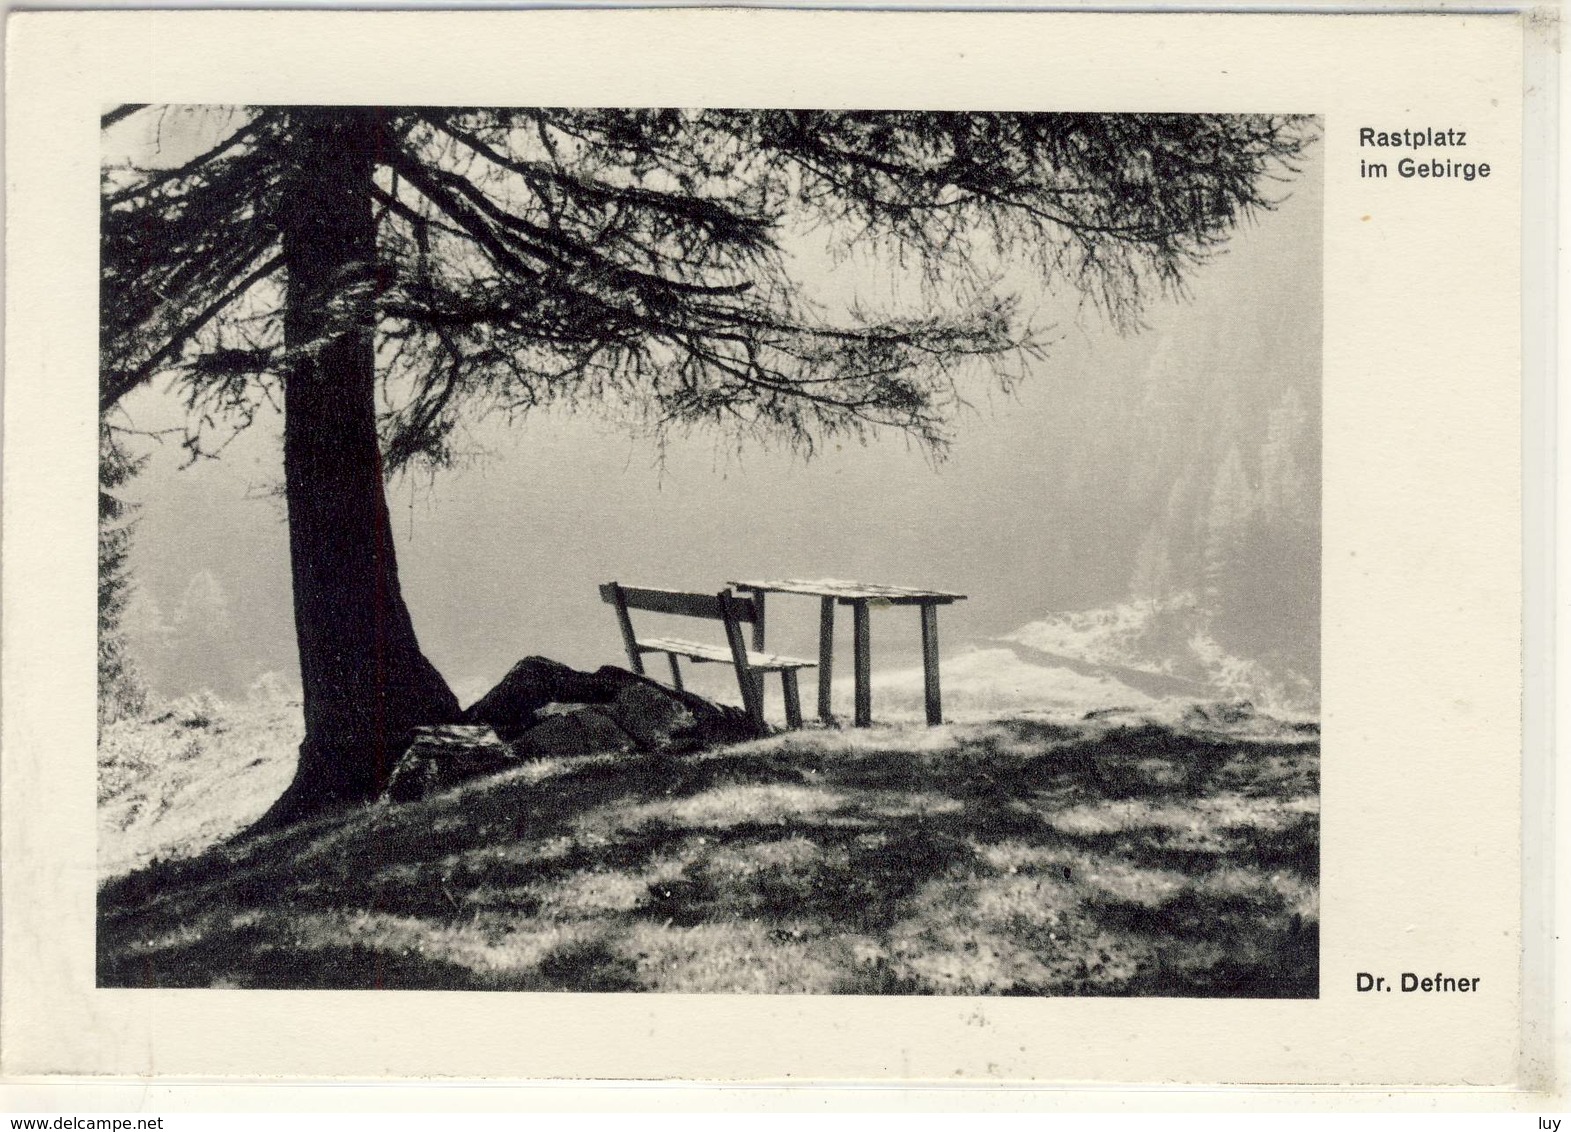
464 656 755 748
379 659 761 804
462 657 629 738
615 678 752 748
382 724 517 803
606 682 701 752
511 706 637 760
587 667 755 747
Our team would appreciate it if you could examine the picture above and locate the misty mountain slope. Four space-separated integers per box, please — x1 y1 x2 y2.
1003 597 1319 715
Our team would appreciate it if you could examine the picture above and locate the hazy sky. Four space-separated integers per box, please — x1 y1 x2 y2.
115 120 1322 706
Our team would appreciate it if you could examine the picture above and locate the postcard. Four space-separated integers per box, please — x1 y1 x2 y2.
1 7 1546 1093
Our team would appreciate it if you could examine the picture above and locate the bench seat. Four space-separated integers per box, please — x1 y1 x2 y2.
637 636 816 673
601 581 815 733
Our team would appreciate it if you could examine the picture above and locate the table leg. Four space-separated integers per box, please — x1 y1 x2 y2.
919 603 942 726
852 599 872 727
818 596 836 723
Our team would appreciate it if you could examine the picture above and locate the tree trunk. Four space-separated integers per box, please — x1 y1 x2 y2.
257 109 460 829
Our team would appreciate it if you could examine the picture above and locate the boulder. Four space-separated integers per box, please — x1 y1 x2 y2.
382 724 517 803
358 658 771 806
605 681 700 752
463 656 754 748
462 657 628 738
597 670 755 749
508 682 750 761
511 705 638 760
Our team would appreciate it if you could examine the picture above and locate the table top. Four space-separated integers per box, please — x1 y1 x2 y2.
728 578 967 605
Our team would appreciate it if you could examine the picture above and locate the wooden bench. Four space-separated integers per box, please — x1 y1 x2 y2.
599 583 817 735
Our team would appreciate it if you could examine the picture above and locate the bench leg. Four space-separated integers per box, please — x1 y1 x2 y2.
608 585 645 676
739 586 767 719
666 652 684 691
781 670 803 729
745 588 768 715
745 691 767 736
736 669 767 737
852 599 872 728
817 596 836 723
920 604 942 726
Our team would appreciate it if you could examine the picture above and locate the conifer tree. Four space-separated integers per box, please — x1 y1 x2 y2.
98 421 148 726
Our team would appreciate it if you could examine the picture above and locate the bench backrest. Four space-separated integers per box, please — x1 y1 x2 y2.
600 581 768 732
598 583 758 624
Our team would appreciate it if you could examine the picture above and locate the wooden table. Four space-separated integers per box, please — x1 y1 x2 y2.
727 579 967 727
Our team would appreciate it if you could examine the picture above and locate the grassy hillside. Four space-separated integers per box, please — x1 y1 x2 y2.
98 690 301 879
99 696 1318 996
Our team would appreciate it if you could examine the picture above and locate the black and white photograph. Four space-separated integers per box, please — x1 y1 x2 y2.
93 105 1324 996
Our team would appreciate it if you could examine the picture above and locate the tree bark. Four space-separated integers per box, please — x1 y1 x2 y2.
257 109 460 828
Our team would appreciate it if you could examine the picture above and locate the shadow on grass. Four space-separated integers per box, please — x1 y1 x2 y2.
120 925 502 991
99 716 1319 996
